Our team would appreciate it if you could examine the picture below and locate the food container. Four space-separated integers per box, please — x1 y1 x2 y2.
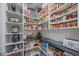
66 22 71 27
60 23 64 28
9 18 21 23
70 21 77 27
11 25 20 33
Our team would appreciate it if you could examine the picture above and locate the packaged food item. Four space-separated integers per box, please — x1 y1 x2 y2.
59 23 64 28
66 22 71 27
69 4 77 11
54 48 64 56
70 21 77 27
26 9 32 17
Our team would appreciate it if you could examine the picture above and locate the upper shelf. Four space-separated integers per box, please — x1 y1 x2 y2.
50 9 77 21
24 15 39 20
50 4 74 15
6 49 23 56
6 10 23 18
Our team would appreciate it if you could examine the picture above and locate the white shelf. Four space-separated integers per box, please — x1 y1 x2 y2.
24 29 48 31
24 23 38 25
24 15 39 20
50 9 77 21
24 47 36 51
5 33 23 35
15 3 23 8
6 10 23 17
50 27 79 30
6 49 23 56
6 22 23 25
6 41 23 46
39 47 48 56
50 18 77 24
50 4 72 15
39 20 48 24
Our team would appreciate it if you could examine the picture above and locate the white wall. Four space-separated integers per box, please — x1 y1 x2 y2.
0 4 2 52
0 3 7 55
42 29 79 42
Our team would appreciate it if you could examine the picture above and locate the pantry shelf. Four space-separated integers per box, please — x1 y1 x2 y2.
6 10 23 17
50 9 77 21
24 23 39 25
24 15 39 20
50 27 79 30
24 29 49 31
39 20 48 25
24 47 37 51
6 49 23 56
1 3 79 56
5 33 23 35
15 3 23 8
50 18 77 24
39 12 48 19
50 4 73 15
6 41 23 46
6 22 23 25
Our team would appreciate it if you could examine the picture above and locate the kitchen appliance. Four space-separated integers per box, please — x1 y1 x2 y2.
63 38 79 52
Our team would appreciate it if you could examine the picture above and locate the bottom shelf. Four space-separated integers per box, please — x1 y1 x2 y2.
6 49 23 56
24 47 47 56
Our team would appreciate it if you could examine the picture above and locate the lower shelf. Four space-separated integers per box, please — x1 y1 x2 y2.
6 49 23 56
50 27 79 30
